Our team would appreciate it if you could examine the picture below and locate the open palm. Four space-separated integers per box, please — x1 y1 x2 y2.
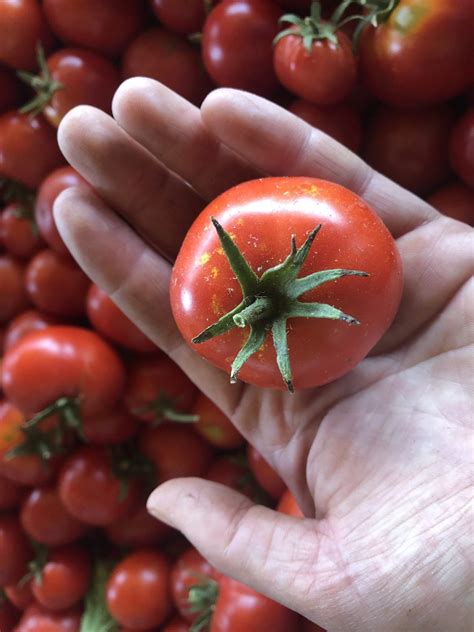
55 80 473 631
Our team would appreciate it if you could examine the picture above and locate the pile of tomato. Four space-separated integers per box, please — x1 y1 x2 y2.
0 0 472 630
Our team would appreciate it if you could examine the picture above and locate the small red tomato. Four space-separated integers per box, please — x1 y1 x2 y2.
106 549 172 629
247 444 285 498
193 393 244 449
288 99 362 152
150 0 212 34
0 256 29 325
124 355 197 424
139 424 213 483
82 405 140 445
0 65 25 114
20 486 88 546
0 597 20 630
122 27 214 106
449 109 474 189
161 617 190 632
0 203 43 260
206 455 259 500
171 548 217 623
31 544 91 611
3 309 58 352
43 0 146 58
105 503 171 548
58 445 140 526
277 488 303 517
0 474 25 510
0 0 54 71
427 182 474 226
14 603 81 632
35 165 89 257
2 326 126 417
86 284 156 353
0 112 64 189
0 514 32 586
4 579 33 610
202 0 282 96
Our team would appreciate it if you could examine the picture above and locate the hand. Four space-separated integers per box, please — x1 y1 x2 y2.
55 80 473 632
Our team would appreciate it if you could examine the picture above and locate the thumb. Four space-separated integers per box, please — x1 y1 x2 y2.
147 477 342 627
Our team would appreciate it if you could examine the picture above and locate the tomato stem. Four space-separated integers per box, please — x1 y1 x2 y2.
18 44 64 117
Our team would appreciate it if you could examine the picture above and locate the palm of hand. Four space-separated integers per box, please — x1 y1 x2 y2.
55 80 473 631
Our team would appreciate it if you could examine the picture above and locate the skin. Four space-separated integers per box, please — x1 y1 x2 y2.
54 80 473 630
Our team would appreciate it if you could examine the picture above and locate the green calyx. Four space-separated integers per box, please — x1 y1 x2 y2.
188 576 219 632
18 44 63 117
108 440 156 501
192 219 368 392
80 559 119 632
274 1 340 51
133 391 200 425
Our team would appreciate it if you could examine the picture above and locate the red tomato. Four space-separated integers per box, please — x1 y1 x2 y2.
192 393 244 449
0 112 64 189
124 355 197 424
359 0 473 107
105 503 171 548
3 310 58 352
0 0 54 71
0 65 25 114
0 203 43 260
20 486 88 546
274 28 356 105
427 182 474 226
86 284 156 353
206 455 260 501
139 424 213 483
106 549 172 629
25 250 90 317
0 474 25 510
0 514 32 587
42 0 146 58
150 0 213 34
210 575 299 631
2 326 126 417
288 99 362 152
82 405 140 445
449 109 474 188
0 256 29 325
35 166 89 257
31 544 91 611
171 548 217 624
0 597 20 630
246 444 285 498
171 177 403 390
277 488 303 517
14 603 81 632
122 27 214 106
161 617 190 632
4 579 33 610
363 104 454 196
202 0 282 96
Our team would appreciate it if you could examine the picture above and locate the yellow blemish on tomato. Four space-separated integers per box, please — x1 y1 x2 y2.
216 246 224 256
211 294 222 315
210 267 219 279
198 252 211 266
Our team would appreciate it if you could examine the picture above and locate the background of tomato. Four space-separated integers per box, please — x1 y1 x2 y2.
0 0 471 630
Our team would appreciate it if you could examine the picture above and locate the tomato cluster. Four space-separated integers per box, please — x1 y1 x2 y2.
0 0 472 630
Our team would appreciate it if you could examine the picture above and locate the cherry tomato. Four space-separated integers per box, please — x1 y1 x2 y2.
124 355 197 424
363 104 454 196
277 488 303 517
426 182 474 226
171 548 217 623
449 109 474 188
86 284 156 353
4 579 33 610
206 454 261 500
43 0 146 58
3 309 58 352
14 603 81 632
105 503 171 548
35 166 89 257
106 549 172 629
31 544 91 611
161 617 190 632
274 28 356 105
122 27 214 106
2 326 126 417
0 256 29 325
192 393 244 449
0 514 32 586
82 405 140 446
0 474 25 510
246 444 285 498
288 99 362 152
0 597 20 630
150 0 213 34
20 486 88 546
0 0 54 71
0 112 64 190
58 445 140 526
359 0 473 107
202 0 282 96
0 203 43 260
139 424 213 483
171 177 403 390
0 65 25 114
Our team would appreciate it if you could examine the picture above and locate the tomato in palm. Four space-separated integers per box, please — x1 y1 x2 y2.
202 0 282 97
449 109 474 189
0 112 64 189
171 548 218 623
106 549 172 629
359 0 472 107
105 503 171 548
86 284 156 353
277 488 303 517
3 309 58 352
0 597 20 630
122 27 214 106
150 0 214 35
363 104 454 196
82 405 140 445
20 486 88 546
14 603 81 632
2 326 126 417
43 0 145 58
0 256 29 325
0 203 43 260
0 474 25 510
0 514 32 586
171 177 403 390
246 444 285 498
192 393 244 449
426 182 474 226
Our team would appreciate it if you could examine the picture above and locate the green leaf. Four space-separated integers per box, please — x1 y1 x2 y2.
287 301 360 324
289 268 369 299
211 218 258 296
230 325 267 383
272 318 293 392
80 560 119 632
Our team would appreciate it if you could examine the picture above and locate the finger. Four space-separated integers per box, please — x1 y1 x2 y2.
201 89 437 238
112 78 259 201
57 105 203 260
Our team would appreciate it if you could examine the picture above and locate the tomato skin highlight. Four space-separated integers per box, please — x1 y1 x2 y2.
449 109 474 189
171 177 403 390
3 309 58 352
427 182 474 227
